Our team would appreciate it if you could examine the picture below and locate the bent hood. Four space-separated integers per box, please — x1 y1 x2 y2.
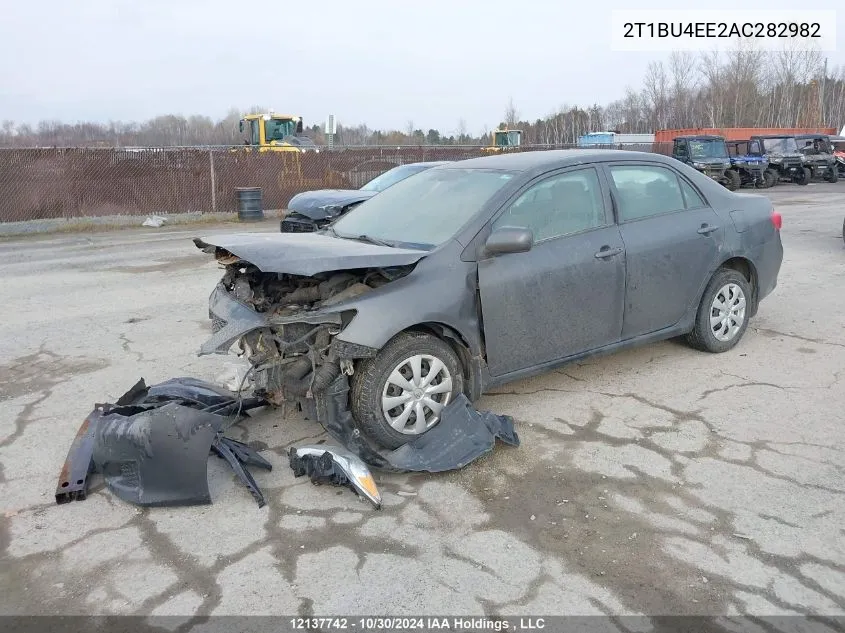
194 232 427 276
287 189 378 220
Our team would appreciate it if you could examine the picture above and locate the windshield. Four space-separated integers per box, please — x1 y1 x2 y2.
761 137 798 154
494 131 521 147
331 168 516 249
264 119 297 142
798 138 830 153
689 139 728 159
360 165 429 192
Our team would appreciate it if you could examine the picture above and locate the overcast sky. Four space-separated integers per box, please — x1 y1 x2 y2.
1 0 842 135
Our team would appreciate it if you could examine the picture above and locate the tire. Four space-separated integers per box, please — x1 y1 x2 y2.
724 170 741 191
826 168 839 183
350 331 465 449
761 169 778 188
686 268 753 353
794 167 811 185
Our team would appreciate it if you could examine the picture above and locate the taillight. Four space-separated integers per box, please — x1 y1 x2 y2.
771 210 782 230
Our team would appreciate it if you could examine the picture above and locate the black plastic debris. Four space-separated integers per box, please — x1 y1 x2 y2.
314 375 519 474
91 401 220 507
56 377 270 508
211 436 272 507
385 393 520 472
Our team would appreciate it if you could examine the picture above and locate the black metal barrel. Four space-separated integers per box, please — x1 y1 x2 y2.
235 187 264 221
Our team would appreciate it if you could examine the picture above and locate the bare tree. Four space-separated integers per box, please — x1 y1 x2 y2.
643 61 670 130
504 98 520 127
669 51 697 127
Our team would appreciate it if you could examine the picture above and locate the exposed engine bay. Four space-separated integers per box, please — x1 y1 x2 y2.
209 245 415 407
221 256 410 316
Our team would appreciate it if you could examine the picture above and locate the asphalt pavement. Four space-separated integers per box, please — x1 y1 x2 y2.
0 184 843 629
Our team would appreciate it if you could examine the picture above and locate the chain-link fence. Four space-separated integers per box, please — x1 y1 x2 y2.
0 143 672 223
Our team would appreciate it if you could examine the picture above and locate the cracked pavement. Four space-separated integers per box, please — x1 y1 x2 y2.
0 184 843 630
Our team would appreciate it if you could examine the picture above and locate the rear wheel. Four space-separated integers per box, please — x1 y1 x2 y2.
351 331 465 449
724 170 741 191
686 269 752 353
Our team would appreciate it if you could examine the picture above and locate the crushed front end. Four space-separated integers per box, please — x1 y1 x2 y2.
197 240 414 417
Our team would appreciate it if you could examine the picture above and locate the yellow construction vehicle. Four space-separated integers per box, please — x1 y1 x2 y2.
482 128 523 152
238 112 306 152
235 112 347 197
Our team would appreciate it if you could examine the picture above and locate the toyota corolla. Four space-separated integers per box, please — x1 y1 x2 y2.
195 149 783 450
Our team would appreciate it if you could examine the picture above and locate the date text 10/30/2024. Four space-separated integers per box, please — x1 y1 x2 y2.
289 617 547 630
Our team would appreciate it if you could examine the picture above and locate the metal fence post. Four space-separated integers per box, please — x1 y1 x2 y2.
209 149 217 214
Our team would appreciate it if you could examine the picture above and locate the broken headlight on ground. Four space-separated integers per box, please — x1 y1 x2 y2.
289 444 382 508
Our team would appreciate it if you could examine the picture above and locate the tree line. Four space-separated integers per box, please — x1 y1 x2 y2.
2 49 844 148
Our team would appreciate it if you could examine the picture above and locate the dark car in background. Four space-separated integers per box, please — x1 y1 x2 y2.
280 161 450 233
197 150 783 450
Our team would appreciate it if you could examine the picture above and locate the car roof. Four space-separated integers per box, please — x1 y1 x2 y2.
752 134 794 139
439 149 675 172
400 161 451 168
793 134 828 139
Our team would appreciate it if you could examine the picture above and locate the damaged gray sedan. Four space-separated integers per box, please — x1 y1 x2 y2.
195 149 783 450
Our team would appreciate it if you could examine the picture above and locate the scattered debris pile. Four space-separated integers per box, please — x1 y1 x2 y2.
56 375 519 510
55 377 271 508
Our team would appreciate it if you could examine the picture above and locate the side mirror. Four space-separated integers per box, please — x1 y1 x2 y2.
484 227 533 256
296 120 304 134
238 120 244 133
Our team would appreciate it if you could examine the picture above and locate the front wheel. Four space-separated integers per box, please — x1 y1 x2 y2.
826 168 839 183
686 269 753 353
760 169 778 188
723 170 741 191
794 167 811 185
350 331 465 449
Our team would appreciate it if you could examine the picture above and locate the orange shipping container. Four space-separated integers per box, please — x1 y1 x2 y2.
654 127 837 142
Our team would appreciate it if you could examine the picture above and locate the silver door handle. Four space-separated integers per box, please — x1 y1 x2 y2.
697 224 719 235
595 246 623 259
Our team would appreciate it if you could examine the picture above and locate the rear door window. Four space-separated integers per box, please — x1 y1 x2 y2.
608 164 688 222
